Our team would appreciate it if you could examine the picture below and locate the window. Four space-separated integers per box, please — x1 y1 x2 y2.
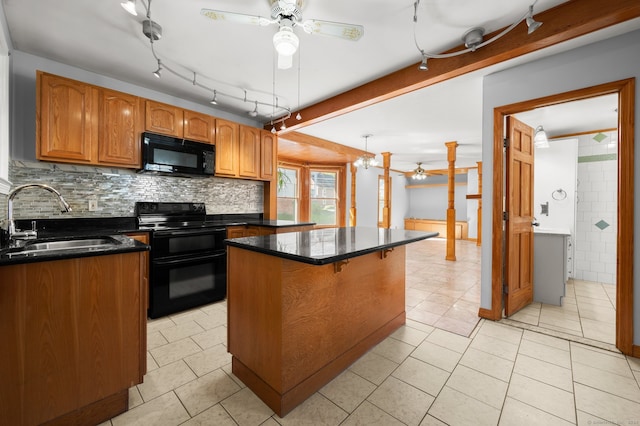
277 167 299 221
310 169 338 226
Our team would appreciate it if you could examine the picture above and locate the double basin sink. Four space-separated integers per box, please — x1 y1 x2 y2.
3 236 122 258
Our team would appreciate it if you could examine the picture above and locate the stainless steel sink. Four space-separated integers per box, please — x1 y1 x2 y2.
7 236 122 256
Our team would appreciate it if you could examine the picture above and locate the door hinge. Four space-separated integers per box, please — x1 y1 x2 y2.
503 284 509 294
503 211 508 221
503 138 509 148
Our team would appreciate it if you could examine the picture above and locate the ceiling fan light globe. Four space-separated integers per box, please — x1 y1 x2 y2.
273 27 299 56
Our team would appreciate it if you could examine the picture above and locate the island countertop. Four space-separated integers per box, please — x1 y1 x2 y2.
225 226 438 265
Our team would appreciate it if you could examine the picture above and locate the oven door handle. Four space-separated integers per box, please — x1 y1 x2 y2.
153 228 226 237
153 252 226 266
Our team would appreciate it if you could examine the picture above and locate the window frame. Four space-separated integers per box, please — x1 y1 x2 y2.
276 164 302 222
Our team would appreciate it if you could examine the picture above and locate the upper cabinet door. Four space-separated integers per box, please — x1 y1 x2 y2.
260 131 277 181
183 110 215 144
215 119 239 177
98 89 143 168
145 100 183 137
37 72 98 163
239 125 260 179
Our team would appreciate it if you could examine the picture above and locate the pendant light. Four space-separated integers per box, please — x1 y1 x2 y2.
354 134 378 169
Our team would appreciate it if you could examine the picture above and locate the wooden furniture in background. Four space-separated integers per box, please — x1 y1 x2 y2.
404 218 468 240
0 252 147 425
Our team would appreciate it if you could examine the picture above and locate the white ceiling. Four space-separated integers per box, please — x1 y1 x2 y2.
1 0 637 172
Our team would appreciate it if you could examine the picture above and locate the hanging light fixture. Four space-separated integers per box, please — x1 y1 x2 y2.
413 1 543 71
354 134 378 169
120 0 137 16
273 21 299 69
534 125 550 148
413 162 427 180
152 58 162 78
210 90 218 105
248 101 259 117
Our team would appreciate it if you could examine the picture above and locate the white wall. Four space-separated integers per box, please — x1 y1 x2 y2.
354 166 409 228
481 29 640 343
467 168 479 239
533 138 578 232
574 131 618 284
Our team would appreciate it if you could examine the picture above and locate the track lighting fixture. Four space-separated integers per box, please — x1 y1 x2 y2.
271 125 277 134
153 59 162 78
120 0 137 16
354 134 378 169
249 101 259 117
130 0 290 120
296 112 302 120
414 1 543 70
418 54 428 71
526 5 543 34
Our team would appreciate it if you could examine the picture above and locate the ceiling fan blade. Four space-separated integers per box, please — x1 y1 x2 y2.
200 9 275 26
300 19 364 41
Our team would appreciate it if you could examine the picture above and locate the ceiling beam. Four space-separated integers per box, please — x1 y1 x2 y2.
280 131 369 158
272 0 640 133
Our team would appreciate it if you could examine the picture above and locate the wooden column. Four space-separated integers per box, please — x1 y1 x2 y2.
382 152 391 229
349 163 357 227
476 161 483 246
445 142 458 261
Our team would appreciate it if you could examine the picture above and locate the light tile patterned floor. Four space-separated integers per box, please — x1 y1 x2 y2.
505 278 617 347
101 239 639 425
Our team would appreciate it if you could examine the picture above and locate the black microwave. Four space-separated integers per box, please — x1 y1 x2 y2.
140 132 215 177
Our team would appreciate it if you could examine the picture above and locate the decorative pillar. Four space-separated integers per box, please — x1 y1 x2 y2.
382 152 392 229
477 161 483 246
349 163 357 227
445 141 458 261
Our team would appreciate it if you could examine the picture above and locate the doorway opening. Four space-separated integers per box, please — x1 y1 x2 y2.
485 79 635 355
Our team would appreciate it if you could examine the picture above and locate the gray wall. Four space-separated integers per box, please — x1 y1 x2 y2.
354 166 409 229
407 174 468 221
480 29 640 343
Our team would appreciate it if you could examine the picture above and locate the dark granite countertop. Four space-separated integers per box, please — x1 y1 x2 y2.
225 227 438 265
0 234 149 266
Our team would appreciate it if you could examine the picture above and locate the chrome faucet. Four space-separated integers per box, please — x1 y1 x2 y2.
7 183 72 241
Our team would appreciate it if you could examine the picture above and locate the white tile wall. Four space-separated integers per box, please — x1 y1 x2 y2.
574 131 617 284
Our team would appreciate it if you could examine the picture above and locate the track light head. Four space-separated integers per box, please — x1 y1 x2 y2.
120 0 137 16
210 90 218 105
418 55 428 71
526 6 543 34
248 101 258 117
153 59 162 78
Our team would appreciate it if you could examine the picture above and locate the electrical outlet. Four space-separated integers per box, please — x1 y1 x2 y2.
88 199 98 211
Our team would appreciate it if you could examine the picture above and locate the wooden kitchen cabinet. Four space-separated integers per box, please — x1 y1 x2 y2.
215 118 240 177
226 226 246 239
145 100 215 143
0 252 147 425
184 109 215 143
239 125 261 178
145 100 183 138
260 130 277 181
37 72 99 164
37 71 143 169
98 88 144 167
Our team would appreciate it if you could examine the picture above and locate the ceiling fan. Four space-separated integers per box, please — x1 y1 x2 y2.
201 0 364 69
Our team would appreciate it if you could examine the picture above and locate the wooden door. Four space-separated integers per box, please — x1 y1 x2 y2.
145 100 183 137
504 116 535 316
37 72 98 163
239 125 260 178
184 110 215 143
260 131 277 181
215 119 239 177
97 89 143 168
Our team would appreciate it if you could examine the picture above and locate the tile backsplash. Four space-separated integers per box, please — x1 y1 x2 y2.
0 161 263 224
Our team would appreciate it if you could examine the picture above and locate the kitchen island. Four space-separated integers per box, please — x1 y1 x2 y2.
225 227 437 417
